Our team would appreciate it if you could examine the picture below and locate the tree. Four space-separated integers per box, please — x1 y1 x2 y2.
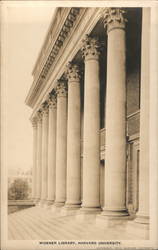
8 178 30 200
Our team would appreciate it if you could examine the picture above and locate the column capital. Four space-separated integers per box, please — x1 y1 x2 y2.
65 62 81 82
31 117 37 128
102 8 127 33
41 103 49 116
56 80 68 97
81 35 100 61
36 111 42 123
48 92 57 109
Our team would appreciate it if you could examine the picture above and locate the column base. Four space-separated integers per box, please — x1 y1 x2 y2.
134 215 149 224
96 209 129 228
76 206 102 222
61 203 81 216
51 201 65 213
35 199 41 206
46 200 54 208
39 199 49 208
32 198 38 205
37 200 45 207
126 215 149 240
101 209 129 217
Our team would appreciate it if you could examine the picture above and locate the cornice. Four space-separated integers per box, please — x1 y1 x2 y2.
25 7 80 107
32 8 58 76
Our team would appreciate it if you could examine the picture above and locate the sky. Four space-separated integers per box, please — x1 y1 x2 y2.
2 2 55 173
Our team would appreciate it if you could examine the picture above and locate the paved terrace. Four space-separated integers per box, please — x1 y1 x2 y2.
8 207 146 240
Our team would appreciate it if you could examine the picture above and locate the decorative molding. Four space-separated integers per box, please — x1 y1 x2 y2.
65 62 80 82
35 8 80 81
56 80 68 97
127 111 140 137
102 8 127 33
81 34 100 61
128 133 140 143
127 110 140 119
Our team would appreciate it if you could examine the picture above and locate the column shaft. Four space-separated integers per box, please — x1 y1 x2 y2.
31 118 37 200
35 113 42 202
41 105 49 203
81 36 100 209
55 81 67 206
65 63 81 208
102 8 128 217
47 94 57 205
150 7 158 239
135 8 150 224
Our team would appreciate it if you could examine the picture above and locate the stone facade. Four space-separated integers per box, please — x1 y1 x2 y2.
26 7 150 239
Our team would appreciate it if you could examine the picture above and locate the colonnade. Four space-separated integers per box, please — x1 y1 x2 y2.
31 8 149 225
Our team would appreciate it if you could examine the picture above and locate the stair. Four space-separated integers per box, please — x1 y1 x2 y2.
8 207 145 240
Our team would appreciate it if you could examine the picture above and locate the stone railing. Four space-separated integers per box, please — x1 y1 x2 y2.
8 199 35 206
8 200 35 214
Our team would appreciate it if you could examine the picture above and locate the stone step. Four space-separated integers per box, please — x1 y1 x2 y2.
9 216 27 240
8 207 145 240
18 212 63 239
24 212 92 239
9 212 46 240
20 210 82 239
9 208 60 240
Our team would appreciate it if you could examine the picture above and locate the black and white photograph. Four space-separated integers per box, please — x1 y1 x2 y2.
0 1 158 250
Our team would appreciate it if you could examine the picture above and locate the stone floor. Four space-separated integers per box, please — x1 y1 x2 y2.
8 206 145 240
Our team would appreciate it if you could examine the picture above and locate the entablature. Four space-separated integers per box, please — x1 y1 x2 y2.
26 7 102 116
26 7 82 108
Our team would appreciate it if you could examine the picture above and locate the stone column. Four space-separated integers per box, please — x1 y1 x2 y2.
134 8 150 226
125 9 150 239
125 8 150 239
54 81 67 207
35 111 42 203
41 103 49 204
31 117 37 201
81 35 100 211
101 8 128 219
64 63 81 210
47 92 57 205
149 7 158 241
